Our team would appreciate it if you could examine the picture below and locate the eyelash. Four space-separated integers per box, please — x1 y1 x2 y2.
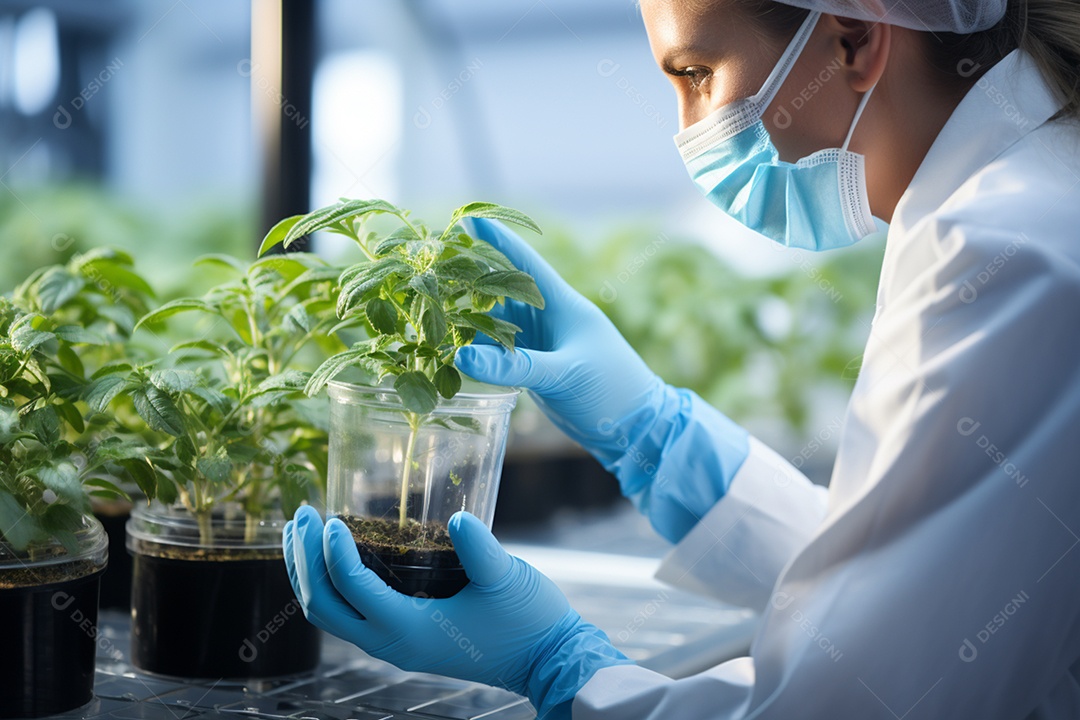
672 66 712 89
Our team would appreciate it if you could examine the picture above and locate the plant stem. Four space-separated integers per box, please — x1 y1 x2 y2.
398 412 421 529
196 509 213 547
244 512 259 544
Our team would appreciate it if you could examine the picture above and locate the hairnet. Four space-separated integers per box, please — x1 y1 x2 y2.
774 0 1006 33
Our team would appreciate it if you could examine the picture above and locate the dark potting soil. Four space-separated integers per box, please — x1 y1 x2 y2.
0 559 100 589
130 544 320 679
339 515 469 598
0 569 102 718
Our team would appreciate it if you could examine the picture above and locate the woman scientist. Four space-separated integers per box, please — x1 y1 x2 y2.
285 0 1080 716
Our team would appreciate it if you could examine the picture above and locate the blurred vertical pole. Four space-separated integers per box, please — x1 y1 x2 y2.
251 0 314 252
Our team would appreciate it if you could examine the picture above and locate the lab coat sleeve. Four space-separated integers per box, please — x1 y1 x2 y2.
574 221 1080 719
653 437 828 610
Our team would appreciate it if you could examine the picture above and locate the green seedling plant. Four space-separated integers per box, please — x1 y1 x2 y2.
0 250 155 563
89 254 344 544
260 198 544 529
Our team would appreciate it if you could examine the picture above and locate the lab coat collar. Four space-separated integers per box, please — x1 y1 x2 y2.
891 49 1063 235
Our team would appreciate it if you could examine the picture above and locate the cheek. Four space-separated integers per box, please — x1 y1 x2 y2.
763 52 859 161
677 71 756 130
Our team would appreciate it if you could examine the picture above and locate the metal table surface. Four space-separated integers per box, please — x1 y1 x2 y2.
45 544 756 720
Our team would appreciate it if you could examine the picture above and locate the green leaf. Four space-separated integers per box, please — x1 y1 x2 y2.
305 348 380 396
197 446 231 484
394 371 438 414
259 214 304 256
55 400 84 434
85 374 129 414
250 370 309 401
36 461 83 506
455 311 521 350
446 202 542 237
79 261 155 298
10 323 54 354
169 339 230 358
409 273 440 302
0 490 35 550
91 438 153 463
373 225 421 257
83 477 131 502
23 406 60 445
365 298 398 335
473 270 545 309
446 237 516 272
150 369 199 394
91 361 134 379
434 364 461 400
279 266 343 298
135 298 219 330
53 325 105 345
419 301 447 345
132 386 185 437
34 267 85 314
285 303 312 333
119 459 165 505
56 343 84 378
284 199 404 248
337 259 412 316
471 293 498 313
435 254 485 282
194 254 248 275
70 247 134 269
190 385 232 414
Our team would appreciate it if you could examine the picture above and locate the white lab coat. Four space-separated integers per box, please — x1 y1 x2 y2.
576 49 1080 719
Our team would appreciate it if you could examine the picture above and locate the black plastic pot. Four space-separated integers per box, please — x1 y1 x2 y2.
127 504 320 680
0 517 107 718
359 545 467 599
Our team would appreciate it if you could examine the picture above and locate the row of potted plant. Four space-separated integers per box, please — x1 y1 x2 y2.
0 199 542 717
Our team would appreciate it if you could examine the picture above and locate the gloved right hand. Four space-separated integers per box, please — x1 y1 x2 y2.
456 220 751 543
455 217 665 467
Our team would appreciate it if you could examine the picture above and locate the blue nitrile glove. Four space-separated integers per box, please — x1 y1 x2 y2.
283 505 632 719
455 219 751 541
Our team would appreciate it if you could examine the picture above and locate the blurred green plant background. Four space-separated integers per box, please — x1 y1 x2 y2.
2 185 883 461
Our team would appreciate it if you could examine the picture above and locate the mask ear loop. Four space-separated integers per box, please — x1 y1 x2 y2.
750 11 822 114
842 83 877 151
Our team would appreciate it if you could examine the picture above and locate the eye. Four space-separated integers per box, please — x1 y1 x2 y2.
670 65 712 90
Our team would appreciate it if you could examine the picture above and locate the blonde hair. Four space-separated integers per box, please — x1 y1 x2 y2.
924 0 1080 120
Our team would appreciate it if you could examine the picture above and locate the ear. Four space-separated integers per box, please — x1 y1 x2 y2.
822 15 890 93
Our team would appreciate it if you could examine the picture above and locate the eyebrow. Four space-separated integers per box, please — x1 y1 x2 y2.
660 45 707 73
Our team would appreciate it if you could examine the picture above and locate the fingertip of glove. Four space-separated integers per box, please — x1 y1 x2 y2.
294 504 320 525
447 511 480 536
324 517 349 542
453 345 487 372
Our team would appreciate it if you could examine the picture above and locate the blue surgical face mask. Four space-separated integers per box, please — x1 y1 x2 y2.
674 11 886 251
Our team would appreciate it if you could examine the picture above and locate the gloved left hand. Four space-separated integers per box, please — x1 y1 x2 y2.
283 505 632 719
